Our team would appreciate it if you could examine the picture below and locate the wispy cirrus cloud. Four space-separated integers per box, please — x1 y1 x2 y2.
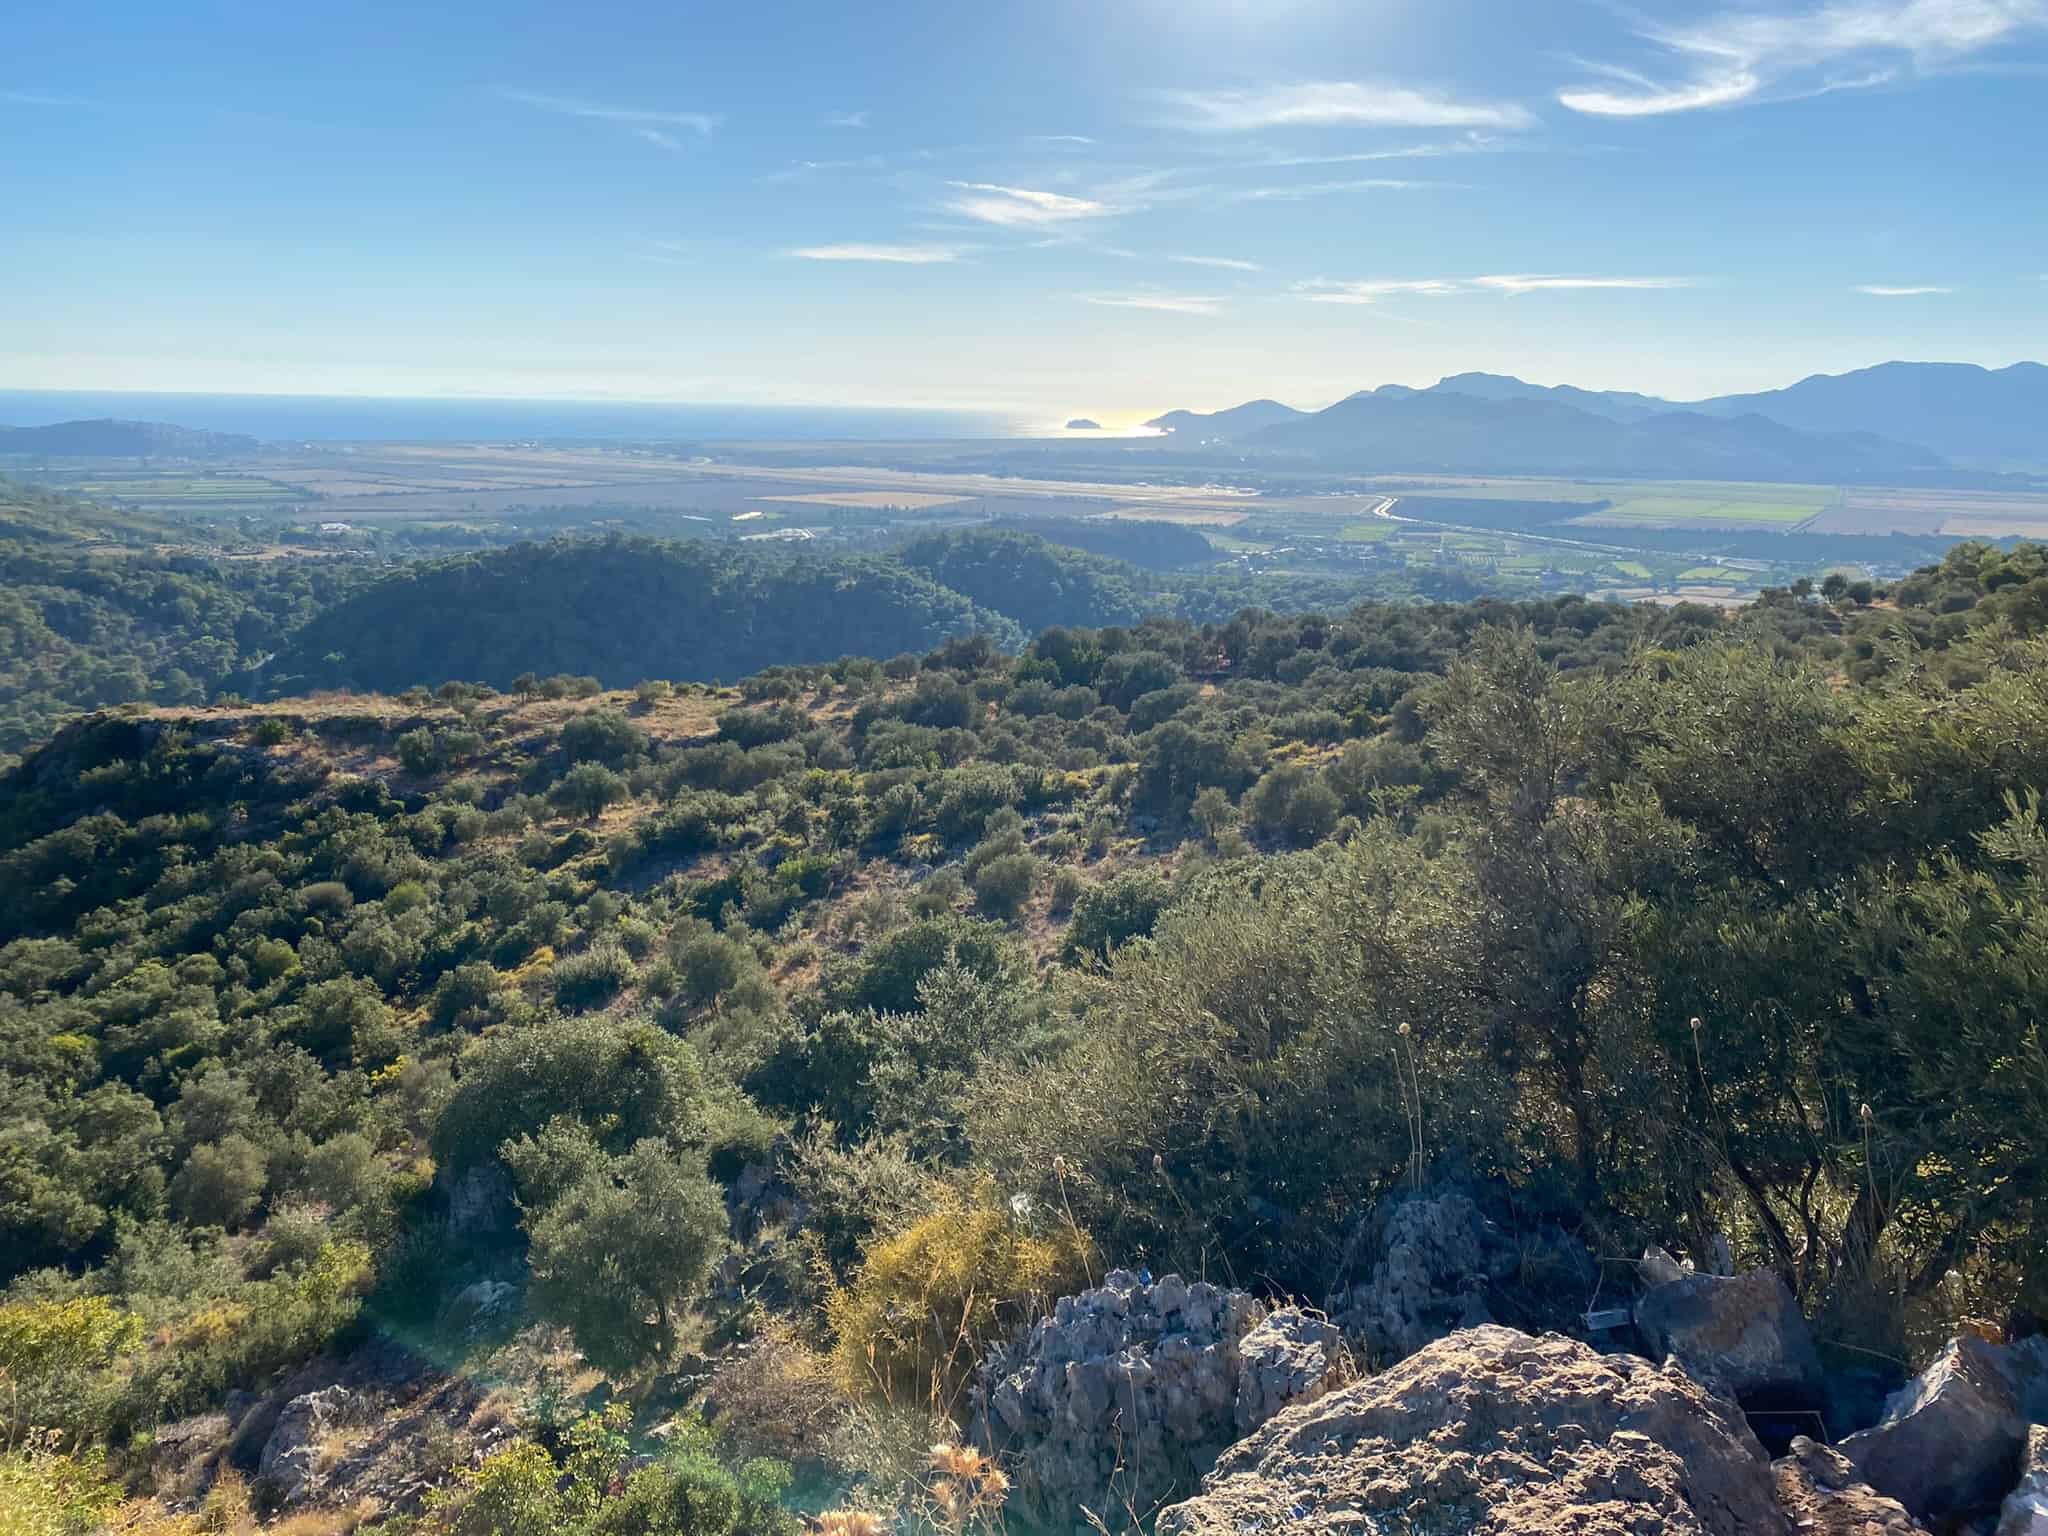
1171 255 1263 272
1472 274 1695 294
1855 282 1954 294
947 181 1111 228
1298 274 1693 302
1559 0 2047 117
1081 292 1225 315
824 110 869 128
504 89 721 136
1234 177 1436 202
1158 81 1535 132
1256 136 1510 168
1 88 92 107
1028 133 1096 145
1296 279 1466 304
789 243 963 264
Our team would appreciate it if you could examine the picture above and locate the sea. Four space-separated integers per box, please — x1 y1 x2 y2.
0 390 1029 444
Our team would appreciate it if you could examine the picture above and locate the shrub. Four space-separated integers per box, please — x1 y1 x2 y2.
674 931 753 1009
589 1427 798 1536
970 853 1037 919
701 1318 849 1464
0 1436 119 1536
524 1141 726 1377
827 1180 1091 1411
562 708 648 766
553 941 636 1011
1245 763 1341 845
0 1296 140 1439
551 763 627 823
1061 869 1171 964
169 1135 268 1230
432 1014 712 1175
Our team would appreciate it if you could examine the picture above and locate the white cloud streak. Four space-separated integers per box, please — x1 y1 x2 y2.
946 181 1111 227
1854 282 1955 293
1 88 91 107
1296 279 1466 304
1160 81 1535 131
824 110 869 128
1171 255 1262 271
1258 137 1508 168
1298 275 1693 302
505 89 721 135
790 243 963 264
1471 274 1696 294
1560 0 2047 116
1236 177 1436 201
1081 293 1225 315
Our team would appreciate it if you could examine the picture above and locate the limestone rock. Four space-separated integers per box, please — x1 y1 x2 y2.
1232 1307 1345 1433
1329 1192 1596 1367
1634 1268 1822 1403
259 1385 352 1505
1773 1437 1927 1535
1157 1326 1787 1536
971 1270 1342 1532
451 1278 517 1333
1998 1425 2048 1536
1840 1334 2028 1523
444 1164 515 1238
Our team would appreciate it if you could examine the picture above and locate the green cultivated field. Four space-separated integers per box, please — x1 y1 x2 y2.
1583 496 1824 527
69 475 299 507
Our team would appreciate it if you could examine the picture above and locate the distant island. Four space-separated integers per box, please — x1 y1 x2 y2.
0 417 259 458
1065 417 1101 430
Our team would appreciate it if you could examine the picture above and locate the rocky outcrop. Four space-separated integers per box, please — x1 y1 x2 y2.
1773 1437 1927 1535
444 1164 515 1238
1999 1425 2048 1536
1840 1333 2029 1523
1634 1268 1822 1403
1156 1325 1788 1536
1328 1191 1593 1364
259 1385 352 1505
971 1270 1344 1532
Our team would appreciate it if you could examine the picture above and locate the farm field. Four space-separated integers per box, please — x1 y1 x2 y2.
1574 495 1826 528
59 473 301 506
753 490 973 510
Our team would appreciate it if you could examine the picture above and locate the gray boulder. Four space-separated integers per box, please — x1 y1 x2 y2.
1841 1334 2028 1522
1328 1190 1593 1366
259 1385 352 1505
971 1270 1343 1532
444 1164 515 1237
1998 1424 2048 1536
1634 1268 1822 1403
1157 1325 1789 1536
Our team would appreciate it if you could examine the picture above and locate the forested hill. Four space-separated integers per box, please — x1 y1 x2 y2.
0 508 1448 762
3 538 2048 1530
256 536 1028 695
251 530 1430 700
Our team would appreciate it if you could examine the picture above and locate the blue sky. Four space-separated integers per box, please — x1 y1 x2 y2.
3 0 2045 422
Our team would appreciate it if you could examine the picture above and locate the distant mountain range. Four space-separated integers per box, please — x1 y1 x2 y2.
0 418 261 458
1147 361 2048 477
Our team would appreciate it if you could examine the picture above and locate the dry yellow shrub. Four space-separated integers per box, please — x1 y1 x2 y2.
826 1179 1091 1413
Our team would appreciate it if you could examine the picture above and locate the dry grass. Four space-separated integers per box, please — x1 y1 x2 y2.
704 1318 851 1463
